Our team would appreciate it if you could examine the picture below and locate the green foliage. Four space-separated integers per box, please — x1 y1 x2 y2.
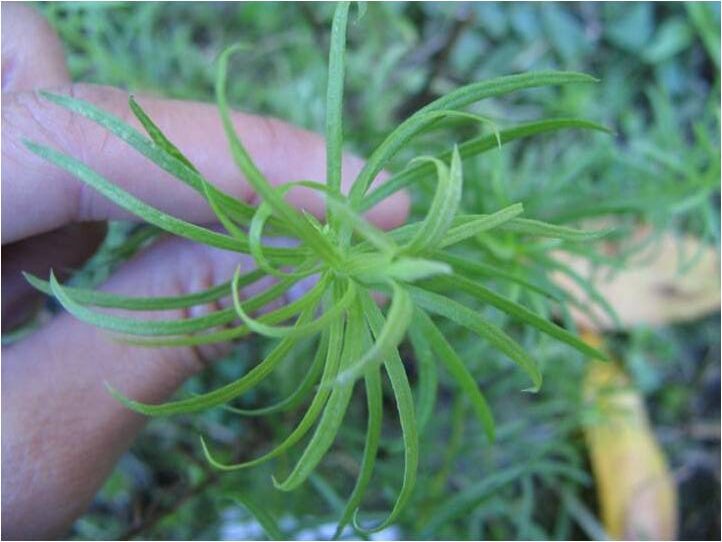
28 1 720 540
25 1 614 535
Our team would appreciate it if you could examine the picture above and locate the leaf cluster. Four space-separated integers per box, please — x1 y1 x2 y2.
25 2 619 536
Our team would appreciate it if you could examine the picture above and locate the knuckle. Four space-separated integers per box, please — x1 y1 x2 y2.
2 83 131 223
3 88 75 155
145 244 233 374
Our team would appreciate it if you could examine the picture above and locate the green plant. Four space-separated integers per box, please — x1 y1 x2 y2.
24 2 615 537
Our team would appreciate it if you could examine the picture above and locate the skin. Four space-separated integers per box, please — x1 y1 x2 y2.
1 4 409 539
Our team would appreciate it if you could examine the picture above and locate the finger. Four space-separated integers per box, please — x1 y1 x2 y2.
1 3 70 91
2 83 410 243
2 222 107 332
0 6 108 327
1 234 295 538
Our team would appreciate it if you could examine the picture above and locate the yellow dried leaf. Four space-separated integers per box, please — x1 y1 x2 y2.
582 331 678 540
553 227 720 330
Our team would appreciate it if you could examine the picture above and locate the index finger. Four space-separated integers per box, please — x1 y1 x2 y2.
1 84 409 243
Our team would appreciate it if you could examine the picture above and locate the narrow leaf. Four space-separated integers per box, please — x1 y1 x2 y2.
440 203 524 247
333 365 383 539
350 72 599 204
25 268 263 310
248 186 322 278
360 118 610 211
326 2 350 200
415 310 495 441
129 95 199 171
40 90 258 224
431 273 609 361
407 321 438 432
24 141 303 262
403 146 463 254
272 299 366 490
500 217 614 242
385 258 452 283
335 281 412 386
224 331 328 416
326 196 398 256
353 291 418 533
409 287 543 391
436 253 562 299
228 494 286 541
202 308 346 471
232 270 354 339
108 304 318 416
49 272 235 336
123 268 324 346
379 208 524 249
216 45 343 267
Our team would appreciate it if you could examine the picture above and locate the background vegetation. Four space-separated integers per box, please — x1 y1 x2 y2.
33 2 720 540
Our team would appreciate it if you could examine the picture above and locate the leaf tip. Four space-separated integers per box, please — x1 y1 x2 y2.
22 138 42 153
522 377 543 393
354 0 367 23
37 89 56 101
270 474 289 491
104 381 148 415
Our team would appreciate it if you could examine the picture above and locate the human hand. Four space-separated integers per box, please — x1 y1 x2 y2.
1 4 408 539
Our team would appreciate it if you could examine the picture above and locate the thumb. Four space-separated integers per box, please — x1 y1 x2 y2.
1 235 287 538
1 3 70 91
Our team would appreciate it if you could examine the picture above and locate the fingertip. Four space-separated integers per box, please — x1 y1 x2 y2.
363 183 411 231
339 156 410 231
1 3 70 91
